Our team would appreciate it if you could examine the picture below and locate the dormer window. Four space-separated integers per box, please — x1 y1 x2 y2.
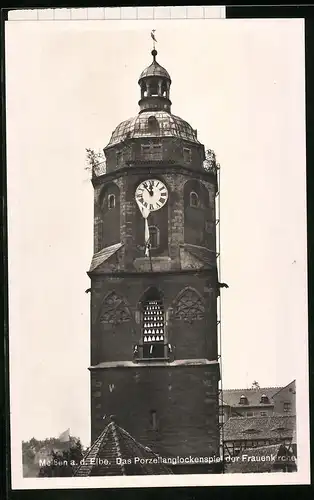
183 147 192 163
190 191 199 208
272 426 288 432
147 116 159 134
108 194 115 209
260 394 269 404
243 428 260 434
239 395 249 405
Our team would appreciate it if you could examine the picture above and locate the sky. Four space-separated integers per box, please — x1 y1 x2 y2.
5 19 308 451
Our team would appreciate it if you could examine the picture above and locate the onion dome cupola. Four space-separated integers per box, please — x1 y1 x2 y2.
105 48 201 154
138 49 172 113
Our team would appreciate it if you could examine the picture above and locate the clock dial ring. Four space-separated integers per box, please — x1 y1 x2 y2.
135 179 168 212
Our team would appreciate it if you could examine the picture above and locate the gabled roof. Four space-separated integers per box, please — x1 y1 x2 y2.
271 379 296 398
221 387 282 407
74 419 173 476
89 243 123 272
225 444 296 473
223 415 296 441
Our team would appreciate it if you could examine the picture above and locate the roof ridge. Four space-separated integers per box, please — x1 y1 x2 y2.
223 386 283 391
228 414 295 421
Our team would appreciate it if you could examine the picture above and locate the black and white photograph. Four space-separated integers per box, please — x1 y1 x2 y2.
5 12 310 489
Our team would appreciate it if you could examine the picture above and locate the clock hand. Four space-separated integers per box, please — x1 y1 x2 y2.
144 185 153 196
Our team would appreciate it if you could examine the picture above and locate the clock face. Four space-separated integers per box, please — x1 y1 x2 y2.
135 179 168 212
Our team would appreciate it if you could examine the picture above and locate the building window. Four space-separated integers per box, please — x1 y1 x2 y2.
148 226 160 249
246 411 254 417
147 116 160 134
150 410 158 431
239 395 249 405
284 402 291 412
108 194 115 209
142 297 165 359
116 151 123 166
190 191 199 208
141 143 162 160
260 411 267 416
260 394 270 404
183 147 192 163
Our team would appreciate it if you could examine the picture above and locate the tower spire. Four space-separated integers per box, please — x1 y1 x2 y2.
138 38 172 113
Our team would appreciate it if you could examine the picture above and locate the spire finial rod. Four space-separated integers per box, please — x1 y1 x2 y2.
151 29 157 54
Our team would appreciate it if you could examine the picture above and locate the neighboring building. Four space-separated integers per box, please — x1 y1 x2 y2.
87 47 221 474
222 414 296 458
220 380 296 426
225 444 297 473
272 380 296 415
74 416 173 476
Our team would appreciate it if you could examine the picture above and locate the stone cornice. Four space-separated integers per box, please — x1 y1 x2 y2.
87 267 217 279
92 163 217 188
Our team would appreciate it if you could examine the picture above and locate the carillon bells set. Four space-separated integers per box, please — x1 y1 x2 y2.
143 300 164 343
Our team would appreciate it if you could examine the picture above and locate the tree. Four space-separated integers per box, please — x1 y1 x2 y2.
203 149 219 173
85 148 106 177
38 439 85 477
251 380 260 389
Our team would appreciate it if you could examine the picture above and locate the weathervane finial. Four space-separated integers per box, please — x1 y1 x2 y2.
151 29 157 51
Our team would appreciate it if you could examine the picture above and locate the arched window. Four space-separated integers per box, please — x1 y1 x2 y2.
260 394 270 404
148 226 160 249
147 116 159 134
239 395 249 405
142 289 165 360
108 194 115 209
190 191 199 208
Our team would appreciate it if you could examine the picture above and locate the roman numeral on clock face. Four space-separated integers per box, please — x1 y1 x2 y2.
136 195 144 204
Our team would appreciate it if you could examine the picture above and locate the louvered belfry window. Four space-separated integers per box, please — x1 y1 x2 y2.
142 299 165 358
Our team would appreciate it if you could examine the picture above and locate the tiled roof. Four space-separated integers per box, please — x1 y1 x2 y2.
89 243 123 272
221 387 282 407
74 419 173 476
139 60 171 81
225 444 296 473
182 244 217 268
106 111 200 148
223 415 296 441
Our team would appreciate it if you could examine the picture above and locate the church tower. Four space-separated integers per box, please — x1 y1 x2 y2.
88 48 221 473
